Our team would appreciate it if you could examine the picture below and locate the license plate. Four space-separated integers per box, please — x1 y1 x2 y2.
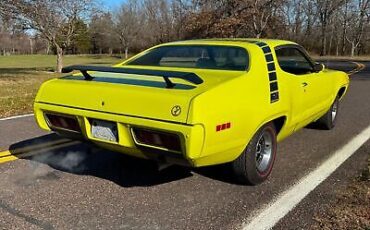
91 120 118 142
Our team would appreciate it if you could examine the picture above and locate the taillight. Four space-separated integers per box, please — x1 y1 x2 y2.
45 114 80 132
132 128 182 152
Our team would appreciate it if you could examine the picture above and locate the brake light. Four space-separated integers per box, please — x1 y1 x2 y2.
45 114 80 132
132 128 181 152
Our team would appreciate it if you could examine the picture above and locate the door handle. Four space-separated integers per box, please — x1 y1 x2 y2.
302 82 308 87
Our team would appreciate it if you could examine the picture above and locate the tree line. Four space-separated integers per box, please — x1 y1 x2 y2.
1 0 369 72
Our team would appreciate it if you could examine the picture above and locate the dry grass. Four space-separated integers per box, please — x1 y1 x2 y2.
0 55 122 118
0 54 122 70
0 71 57 117
312 169 370 230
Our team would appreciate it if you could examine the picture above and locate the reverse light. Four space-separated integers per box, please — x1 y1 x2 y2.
132 128 182 153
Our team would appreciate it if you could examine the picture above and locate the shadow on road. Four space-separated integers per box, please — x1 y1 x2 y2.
8 134 197 187
8 134 245 187
193 164 246 185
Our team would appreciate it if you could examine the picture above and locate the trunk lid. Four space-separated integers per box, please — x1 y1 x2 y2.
35 68 244 123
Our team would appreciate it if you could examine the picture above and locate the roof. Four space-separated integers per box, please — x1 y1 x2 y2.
159 38 297 48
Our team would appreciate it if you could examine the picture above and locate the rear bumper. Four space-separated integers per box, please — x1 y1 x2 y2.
34 102 205 166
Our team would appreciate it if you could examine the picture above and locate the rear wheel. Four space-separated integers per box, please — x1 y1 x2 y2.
232 123 277 185
317 97 339 130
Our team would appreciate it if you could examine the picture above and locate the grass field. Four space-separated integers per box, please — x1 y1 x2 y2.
0 55 123 118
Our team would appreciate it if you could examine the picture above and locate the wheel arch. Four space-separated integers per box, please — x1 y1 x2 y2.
251 115 287 144
270 116 287 135
337 86 347 100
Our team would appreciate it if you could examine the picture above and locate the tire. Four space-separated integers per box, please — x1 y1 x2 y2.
232 123 277 185
317 97 339 130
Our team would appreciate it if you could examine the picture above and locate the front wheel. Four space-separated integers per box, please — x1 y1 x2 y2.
232 123 277 185
317 97 339 130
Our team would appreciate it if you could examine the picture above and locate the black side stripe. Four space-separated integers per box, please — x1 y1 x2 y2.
271 92 279 102
254 41 280 103
267 63 276 72
270 82 278 92
265 54 274 62
256 42 266 47
269 72 277 81
262 46 272 54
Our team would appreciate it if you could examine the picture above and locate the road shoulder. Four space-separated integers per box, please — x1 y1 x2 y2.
273 141 370 230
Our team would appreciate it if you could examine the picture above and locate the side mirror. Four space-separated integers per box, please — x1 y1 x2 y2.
313 63 324 73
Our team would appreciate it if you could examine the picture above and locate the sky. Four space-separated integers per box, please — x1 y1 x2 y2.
100 0 126 10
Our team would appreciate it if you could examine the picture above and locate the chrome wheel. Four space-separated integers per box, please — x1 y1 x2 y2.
232 122 277 185
255 131 273 173
331 101 338 122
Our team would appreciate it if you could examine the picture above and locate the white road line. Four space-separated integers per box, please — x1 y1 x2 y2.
0 113 34 122
242 124 370 230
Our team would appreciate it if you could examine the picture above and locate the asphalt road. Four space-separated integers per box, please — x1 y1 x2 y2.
0 61 369 230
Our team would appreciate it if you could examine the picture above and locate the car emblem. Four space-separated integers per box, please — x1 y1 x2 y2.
171 105 181 116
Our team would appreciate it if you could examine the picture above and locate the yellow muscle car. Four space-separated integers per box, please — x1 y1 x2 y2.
34 39 349 185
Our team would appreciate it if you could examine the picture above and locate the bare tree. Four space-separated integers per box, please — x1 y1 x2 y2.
90 13 118 54
329 10 343 55
183 0 284 38
171 0 194 39
283 0 304 41
249 0 280 38
0 0 96 72
345 0 370 56
1 0 370 57
114 0 143 59
315 0 345 56
143 0 175 43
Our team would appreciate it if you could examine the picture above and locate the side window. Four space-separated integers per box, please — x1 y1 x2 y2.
275 47 313 75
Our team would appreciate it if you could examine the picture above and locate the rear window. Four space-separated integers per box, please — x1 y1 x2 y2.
126 45 249 71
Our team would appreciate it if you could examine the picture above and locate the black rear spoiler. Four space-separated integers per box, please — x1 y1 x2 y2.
62 65 204 88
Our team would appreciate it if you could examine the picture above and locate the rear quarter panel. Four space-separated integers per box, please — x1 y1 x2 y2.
188 45 289 166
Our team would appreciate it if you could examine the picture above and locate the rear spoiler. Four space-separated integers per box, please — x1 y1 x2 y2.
62 65 204 88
